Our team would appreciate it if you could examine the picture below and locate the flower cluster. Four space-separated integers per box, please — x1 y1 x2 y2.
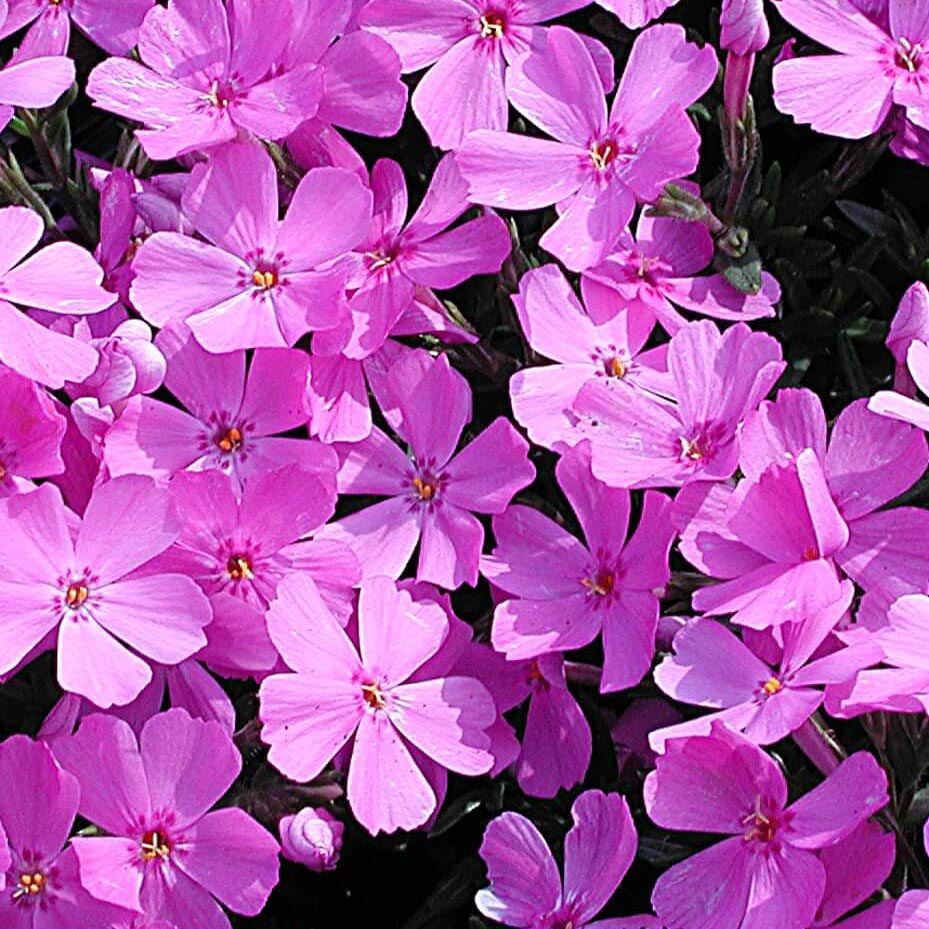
0 0 927 926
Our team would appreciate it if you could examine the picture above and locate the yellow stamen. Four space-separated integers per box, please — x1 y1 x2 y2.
762 677 782 696
479 14 504 38
412 477 437 500
251 269 277 290
607 357 626 378
581 571 614 597
680 436 704 461
366 251 393 271
206 79 229 108
226 555 253 581
0 461 7 482
13 872 47 899
65 584 89 609
216 427 243 454
141 830 171 861
590 142 615 171
361 682 387 709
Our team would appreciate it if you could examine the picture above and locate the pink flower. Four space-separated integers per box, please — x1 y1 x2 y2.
104 322 336 488
456 24 718 270
323 349 535 589
279 808 344 872
0 364 67 496
259 574 496 835
650 583 881 750
645 724 889 929
476 789 656 929
130 144 372 352
0 0 153 58
360 0 606 150
308 296 477 444
56 709 280 928
0 735 131 927
322 153 511 359
583 203 781 333
773 0 929 139
884 281 929 395
573 320 784 488
0 205 115 388
508 263 670 451
593 0 680 29
0 476 212 708
720 0 770 55
281 0 408 145
152 464 356 677
483 443 675 692
87 0 323 160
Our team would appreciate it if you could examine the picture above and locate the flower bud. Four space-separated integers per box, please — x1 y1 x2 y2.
279 808 344 872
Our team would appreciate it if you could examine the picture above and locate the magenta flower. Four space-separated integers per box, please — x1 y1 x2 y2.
720 0 770 55
650 583 881 750
583 204 781 333
773 0 929 139
87 0 323 160
326 153 511 359
592 0 680 29
508 263 670 451
281 0 408 144
456 24 718 270
0 205 115 388
150 464 356 677
323 349 535 589
0 735 130 927
279 808 344 873
360 0 605 150
573 320 784 488
476 789 656 929
309 295 477 444
259 574 496 835
0 33 75 132
871 311 929 428
737 390 929 602
130 144 372 352
645 724 889 929
0 364 67 496
483 443 675 692
0 476 211 708
884 281 929 395
56 709 280 928
0 0 153 57
105 322 336 487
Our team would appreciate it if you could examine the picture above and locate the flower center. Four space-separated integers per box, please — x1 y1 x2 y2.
606 357 626 378
12 872 47 900
141 830 171 861
478 12 505 38
361 682 387 710
761 677 782 696
226 555 253 582
412 476 438 501
0 461 7 482
365 250 394 271
679 435 707 461
802 546 819 561
216 426 243 454
896 36 923 71
582 570 615 597
251 268 278 290
206 78 234 108
590 140 617 171
65 583 89 610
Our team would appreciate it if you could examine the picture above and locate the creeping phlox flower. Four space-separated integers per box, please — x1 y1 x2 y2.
130 144 372 352
0 0 153 58
645 724 889 929
0 735 131 927
0 475 212 708
87 0 324 160
55 709 280 929
572 319 785 489
457 24 718 270
482 442 675 693
323 348 535 589
259 574 497 835
508 263 670 451
773 0 929 140
476 789 657 929
0 205 115 388
319 153 511 359
360 0 607 150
